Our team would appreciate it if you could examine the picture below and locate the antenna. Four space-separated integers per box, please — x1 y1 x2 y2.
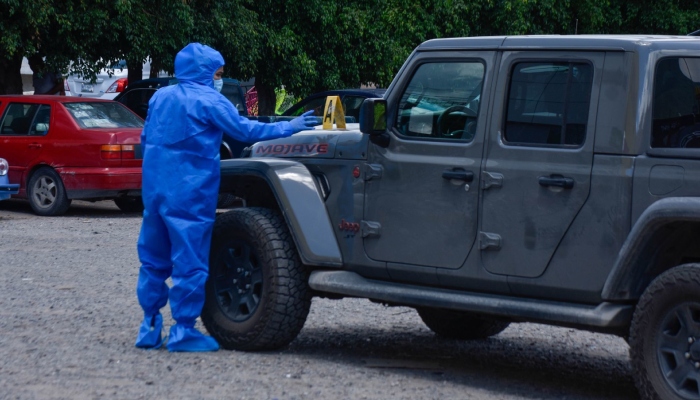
575 19 578 35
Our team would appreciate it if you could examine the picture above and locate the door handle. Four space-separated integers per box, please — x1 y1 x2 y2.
28 143 42 149
538 174 574 189
442 168 474 182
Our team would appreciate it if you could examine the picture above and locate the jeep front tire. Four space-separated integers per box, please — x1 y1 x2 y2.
630 264 700 400
202 207 311 351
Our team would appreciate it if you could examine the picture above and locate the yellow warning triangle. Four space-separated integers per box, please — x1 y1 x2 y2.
322 96 347 130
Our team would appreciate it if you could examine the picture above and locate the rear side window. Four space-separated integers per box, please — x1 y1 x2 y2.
64 102 144 128
29 105 51 135
504 62 593 147
0 103 41 135
118 89 156 119
652 57 700 148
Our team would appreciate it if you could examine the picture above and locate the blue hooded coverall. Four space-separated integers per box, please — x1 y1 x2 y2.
135 43 312 352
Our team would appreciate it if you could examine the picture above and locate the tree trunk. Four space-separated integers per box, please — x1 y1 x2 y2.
0 54 25 95
149 57 160 79
256 78 277 116
127 58 143 86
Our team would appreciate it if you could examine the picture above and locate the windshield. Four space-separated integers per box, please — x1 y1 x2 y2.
64 102 144 129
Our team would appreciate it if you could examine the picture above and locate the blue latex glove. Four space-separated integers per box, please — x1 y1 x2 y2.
289 110 318 133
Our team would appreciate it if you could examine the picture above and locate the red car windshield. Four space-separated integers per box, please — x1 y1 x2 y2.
64 102 144 129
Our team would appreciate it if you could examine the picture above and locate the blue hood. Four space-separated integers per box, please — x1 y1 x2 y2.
174 43 224 88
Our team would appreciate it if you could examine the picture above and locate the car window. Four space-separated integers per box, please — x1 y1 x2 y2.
504 62 593 147
342 96 367 120
287 97 327 117
652 57 700 148
395 61 484 141
118 89 157 119
64 102 144 128
221 83 246 114
29 105 51 135
0 103 40 135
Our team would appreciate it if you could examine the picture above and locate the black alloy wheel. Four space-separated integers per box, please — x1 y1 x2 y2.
213 238 264 322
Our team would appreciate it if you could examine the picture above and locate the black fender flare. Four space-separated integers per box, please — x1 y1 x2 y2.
602 197 700 301
219 158 343 268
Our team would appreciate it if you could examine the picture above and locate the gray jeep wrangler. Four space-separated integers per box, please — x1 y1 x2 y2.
202 35 700 400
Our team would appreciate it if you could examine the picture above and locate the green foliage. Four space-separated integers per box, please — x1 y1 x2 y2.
0 0 54 58
274 87 298 115
1 0 699 95
190 0 260 80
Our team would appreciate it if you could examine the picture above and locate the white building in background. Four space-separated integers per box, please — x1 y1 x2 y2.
20 58 34 94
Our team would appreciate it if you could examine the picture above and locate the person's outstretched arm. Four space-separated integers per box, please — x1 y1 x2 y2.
208 98 317 143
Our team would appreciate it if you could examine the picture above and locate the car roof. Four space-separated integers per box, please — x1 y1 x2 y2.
124 77 242 89
0 95 116 103
304 89 386 98
114 78 244 102
418 35 700 52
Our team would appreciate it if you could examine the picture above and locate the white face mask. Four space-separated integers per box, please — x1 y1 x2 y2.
213 79 223 92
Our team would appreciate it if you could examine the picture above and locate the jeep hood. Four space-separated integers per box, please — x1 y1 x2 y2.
249 123 368 160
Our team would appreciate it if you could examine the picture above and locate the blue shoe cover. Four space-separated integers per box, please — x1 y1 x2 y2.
135 314 164 349
167 324 220 352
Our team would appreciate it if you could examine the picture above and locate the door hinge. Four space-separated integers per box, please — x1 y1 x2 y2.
481 171 504 190
479 231 502 250
361 220 382 238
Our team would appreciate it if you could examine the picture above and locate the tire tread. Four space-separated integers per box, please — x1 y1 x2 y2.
629 263 700 400
202 207 311 351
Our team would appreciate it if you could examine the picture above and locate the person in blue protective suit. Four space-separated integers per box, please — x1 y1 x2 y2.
135 42 317 352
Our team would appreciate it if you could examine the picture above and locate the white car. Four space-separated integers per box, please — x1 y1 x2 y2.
64 60 156 100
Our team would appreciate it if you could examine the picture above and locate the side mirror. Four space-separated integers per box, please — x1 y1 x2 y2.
360 98 387 135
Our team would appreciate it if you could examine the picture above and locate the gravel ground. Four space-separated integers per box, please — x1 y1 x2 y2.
0 199 639 400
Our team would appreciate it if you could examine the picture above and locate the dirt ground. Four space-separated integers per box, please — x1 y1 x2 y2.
0 199 639 400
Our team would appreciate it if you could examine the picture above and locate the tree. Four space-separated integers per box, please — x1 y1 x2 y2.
0 0 55 94
109 0 194 84
189 0 260 80
0 0 120 94
605 0 700 34
2 0 698 99
243 0 405 115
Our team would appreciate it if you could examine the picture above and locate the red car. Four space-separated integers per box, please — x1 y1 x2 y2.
0 95 144 216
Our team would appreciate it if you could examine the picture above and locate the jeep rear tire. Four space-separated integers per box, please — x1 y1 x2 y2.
630 264 700 400
201 207 311 351
417 308 510 340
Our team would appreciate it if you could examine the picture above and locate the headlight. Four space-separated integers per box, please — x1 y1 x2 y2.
0 158 8 176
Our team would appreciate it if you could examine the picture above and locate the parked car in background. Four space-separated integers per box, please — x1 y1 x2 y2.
63 60 165 100
0 158 20 201
0 95 144 215
281 88 386 120
114 77 249 159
